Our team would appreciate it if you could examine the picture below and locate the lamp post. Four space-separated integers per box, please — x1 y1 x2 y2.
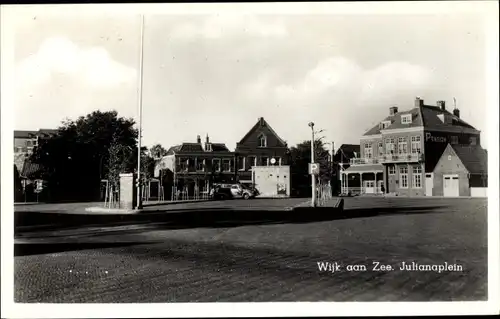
136 14 145 210
308 122 316 207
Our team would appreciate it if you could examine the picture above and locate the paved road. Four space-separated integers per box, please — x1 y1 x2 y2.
14 197 487 302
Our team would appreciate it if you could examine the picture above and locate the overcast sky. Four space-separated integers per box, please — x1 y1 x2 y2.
7 3 495 150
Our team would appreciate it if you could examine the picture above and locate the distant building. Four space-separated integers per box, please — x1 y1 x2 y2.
14 129 58 202
331 144 360 195
343 97 483 196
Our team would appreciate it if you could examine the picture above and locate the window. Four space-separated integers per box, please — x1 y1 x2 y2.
378 142 384 156
248 156 257 168
222 159 231 172
258 134 267 147
180 158 189 171
450 136 458 145
398 137 408 155
469 137 477 145
411 136 421 154
212 159 221 172
205 143 212 152
389 165 396 175
196 159 205 172
412 165 422 188
381 121 391 129
401 114 412 124
261 156 269 166
237 156 246 170
385 138 395 154
364 143 373 159
399 166 408 188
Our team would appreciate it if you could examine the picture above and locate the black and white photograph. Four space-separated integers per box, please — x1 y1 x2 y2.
1 1 499 317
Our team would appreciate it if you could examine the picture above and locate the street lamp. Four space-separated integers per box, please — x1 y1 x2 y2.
136 14 145 210
308 122 316 207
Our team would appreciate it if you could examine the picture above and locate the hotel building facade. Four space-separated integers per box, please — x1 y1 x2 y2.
342 97 485 197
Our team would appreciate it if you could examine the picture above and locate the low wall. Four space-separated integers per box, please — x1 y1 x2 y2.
470 187 487 197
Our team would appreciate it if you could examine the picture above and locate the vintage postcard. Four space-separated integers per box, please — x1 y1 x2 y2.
1 1 499 317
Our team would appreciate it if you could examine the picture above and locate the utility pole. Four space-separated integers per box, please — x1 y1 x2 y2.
308 122 316 207
136 14 145 210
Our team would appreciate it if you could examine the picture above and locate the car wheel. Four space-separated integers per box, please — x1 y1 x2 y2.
243 193 250 200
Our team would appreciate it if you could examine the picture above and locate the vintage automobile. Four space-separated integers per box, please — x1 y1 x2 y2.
212 183 256 200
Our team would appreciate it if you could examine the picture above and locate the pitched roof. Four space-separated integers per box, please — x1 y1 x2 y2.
363 108 423 136
211 143 230 152
334 144 360 162
451 144 488 174
165 142 230 155
238 117 287 147
363 100 479 136
420 105 479 133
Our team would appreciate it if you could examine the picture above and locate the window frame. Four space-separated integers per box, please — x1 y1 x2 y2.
212 158 221 172
258 134 267 148
399 166 409 188
401 114 412 124
222 159 232 172
412 165 422 188
411 136 422 154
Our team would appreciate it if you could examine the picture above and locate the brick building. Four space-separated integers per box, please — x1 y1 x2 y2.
154 135 235 200
343 97 483 196
433 144 487 197
234 117 290 186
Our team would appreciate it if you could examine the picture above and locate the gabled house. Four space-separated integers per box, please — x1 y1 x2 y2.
154 135 235 200
432 144 487 197
234 117 290 185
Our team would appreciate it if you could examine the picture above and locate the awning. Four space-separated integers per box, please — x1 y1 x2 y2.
344 164 384 174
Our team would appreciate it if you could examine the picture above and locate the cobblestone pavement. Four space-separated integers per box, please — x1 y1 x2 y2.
14 197 488 302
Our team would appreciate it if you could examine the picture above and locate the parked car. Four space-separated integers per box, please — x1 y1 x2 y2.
212 183 256 200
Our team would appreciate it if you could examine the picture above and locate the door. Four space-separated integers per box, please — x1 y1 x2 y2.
364 181 375 194
443 174 459 197
425 173 433 196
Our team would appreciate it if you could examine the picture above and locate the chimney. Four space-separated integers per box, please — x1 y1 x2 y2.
259 117 264 126
197 135 201 144
205 134 209 144
389 106 398 116
415 97 424 108
437 100 446 110
453 108 460 118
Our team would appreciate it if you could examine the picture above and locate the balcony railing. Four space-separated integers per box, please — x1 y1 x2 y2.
349 158 379 165
379 153 423 163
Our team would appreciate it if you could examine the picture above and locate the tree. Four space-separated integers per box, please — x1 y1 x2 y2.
31 110 138 202
289 140 333 196
149 144 167 159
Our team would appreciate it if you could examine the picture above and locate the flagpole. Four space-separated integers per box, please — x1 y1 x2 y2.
136 14 145 210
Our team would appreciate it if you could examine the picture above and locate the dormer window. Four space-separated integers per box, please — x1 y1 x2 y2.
205 143 212 152
401 114 412 124
258 133 267 147
381 121 391 129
